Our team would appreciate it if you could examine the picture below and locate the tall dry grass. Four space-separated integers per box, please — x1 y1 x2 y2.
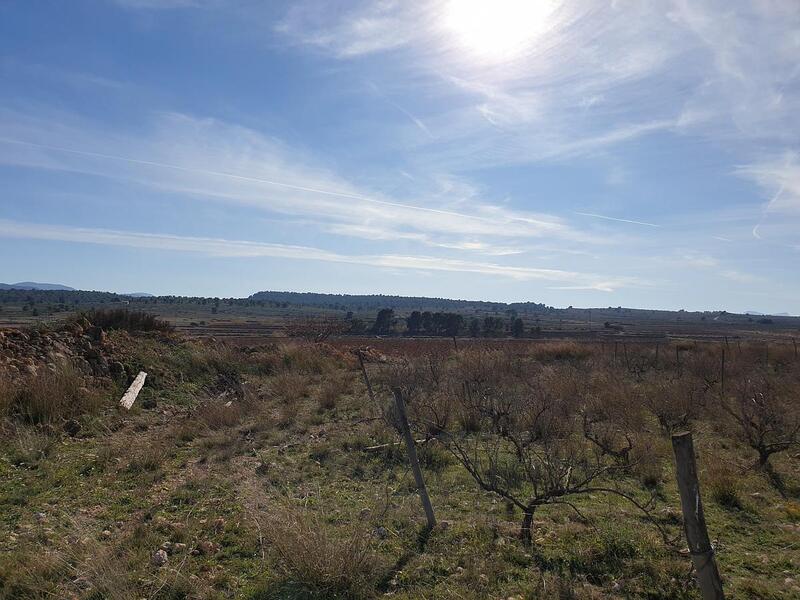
1 364 102 426
262 506 384 599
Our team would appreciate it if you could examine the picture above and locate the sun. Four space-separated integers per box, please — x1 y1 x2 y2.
442 0 556 61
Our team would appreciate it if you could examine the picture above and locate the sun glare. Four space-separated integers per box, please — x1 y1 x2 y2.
443 0 556 61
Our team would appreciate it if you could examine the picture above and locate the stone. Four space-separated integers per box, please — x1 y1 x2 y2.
195 540 218 555
151 549 168 567
63 419 81 437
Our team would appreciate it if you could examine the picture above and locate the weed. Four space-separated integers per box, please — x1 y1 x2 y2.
705 461 743 510
5 364 102 426
258 506 384 600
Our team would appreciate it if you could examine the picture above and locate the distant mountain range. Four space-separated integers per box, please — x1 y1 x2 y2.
0 283 156 297
0 284 794 316
0 281 76 291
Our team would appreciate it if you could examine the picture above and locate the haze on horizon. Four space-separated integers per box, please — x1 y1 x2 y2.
1 1 798 314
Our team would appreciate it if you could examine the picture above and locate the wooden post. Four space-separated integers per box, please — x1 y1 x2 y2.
392 387 436 530
452 335 458 351
671 432 725 600
614 342 618 365
720 348 725 398
357 351 376 405
794 338 798 359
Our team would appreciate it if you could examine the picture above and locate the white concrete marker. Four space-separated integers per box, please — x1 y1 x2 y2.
120 371 147 409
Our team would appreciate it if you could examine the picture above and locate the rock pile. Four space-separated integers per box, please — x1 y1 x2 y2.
0 319 127 381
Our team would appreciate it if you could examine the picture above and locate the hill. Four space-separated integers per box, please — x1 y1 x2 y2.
249 290 548 312
0 281 75 291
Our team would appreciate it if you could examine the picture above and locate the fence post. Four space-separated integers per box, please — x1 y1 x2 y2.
392 387 436 530
357 351 376 404
671 432 725 600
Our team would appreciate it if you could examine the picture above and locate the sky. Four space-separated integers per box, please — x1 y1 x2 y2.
0 1 798 313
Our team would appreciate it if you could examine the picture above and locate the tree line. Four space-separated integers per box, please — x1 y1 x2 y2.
365 309 535 338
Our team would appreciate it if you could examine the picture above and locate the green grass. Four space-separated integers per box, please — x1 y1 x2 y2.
0 335 798 599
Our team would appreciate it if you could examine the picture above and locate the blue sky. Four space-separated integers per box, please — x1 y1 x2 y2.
0 0 798 313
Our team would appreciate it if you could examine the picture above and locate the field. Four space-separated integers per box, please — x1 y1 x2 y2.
0 302 799 599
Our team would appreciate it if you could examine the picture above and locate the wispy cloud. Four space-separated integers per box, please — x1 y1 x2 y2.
277 1 798 173
738 153 800 214
0 109 607 254
0 219 639 290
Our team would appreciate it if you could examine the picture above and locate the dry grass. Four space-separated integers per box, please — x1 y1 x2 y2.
280 343 343 375
316 372 354 411
125 437 171 473
0 374 14 419
704 461 744 510
5 425 56 467
266 372 310 404
529 341 593 362
261 506 384 599
196 400 244 430
2 364 103 426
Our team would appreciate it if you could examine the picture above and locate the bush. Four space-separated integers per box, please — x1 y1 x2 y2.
266 372 310 404
529 341 593 362
705 462 743 510
316 373 353 411
4 364 102 426
82 308 173 332
6 425 56 467
259 506 384 599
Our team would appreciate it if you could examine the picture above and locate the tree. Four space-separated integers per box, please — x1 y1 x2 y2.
482 316 505 337
443 313 464 337
406 311 422 335
404 350 658 547
372 308 395 335
348 318 366 334
468 317 480 338
286 315 349 343
721 368 799 496
511 317 525 338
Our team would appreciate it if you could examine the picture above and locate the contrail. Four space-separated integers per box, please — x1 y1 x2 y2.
0 136 509 225
574 211 660 228
752 185 785 240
